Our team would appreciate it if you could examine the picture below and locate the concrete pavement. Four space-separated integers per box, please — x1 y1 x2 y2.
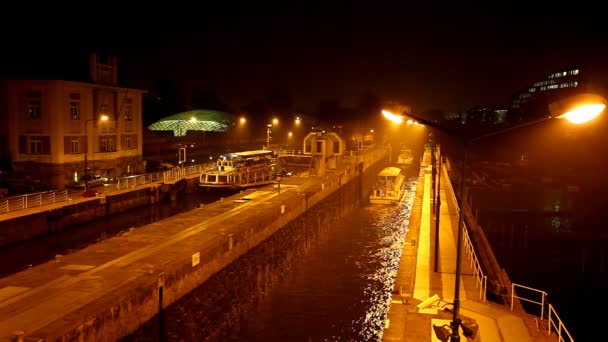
383 149 554 341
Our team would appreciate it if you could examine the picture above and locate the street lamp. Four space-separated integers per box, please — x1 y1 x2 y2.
266 124 272 149
384 92 607 342
84 114 109 192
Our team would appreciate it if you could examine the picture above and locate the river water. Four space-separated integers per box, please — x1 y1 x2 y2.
228 178 417 342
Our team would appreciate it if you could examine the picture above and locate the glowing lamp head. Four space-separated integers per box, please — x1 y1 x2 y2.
550 93 607 124
382 110 404 124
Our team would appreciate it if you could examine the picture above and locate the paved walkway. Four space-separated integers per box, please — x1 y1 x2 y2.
383 150 553 341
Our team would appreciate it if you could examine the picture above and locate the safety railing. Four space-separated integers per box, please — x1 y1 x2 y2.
0 190 69 214
510 283 574 342
115 163 213 191
442 163 487 301
1 163 215 214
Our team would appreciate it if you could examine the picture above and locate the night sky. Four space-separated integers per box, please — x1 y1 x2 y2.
2 8 607 116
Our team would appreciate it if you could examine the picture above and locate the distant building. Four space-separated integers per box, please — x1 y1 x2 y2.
511 67 582 120
0 53 146 189
442 106 508 130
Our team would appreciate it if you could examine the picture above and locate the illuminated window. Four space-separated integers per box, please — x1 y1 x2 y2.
124 104 133 121
572 69 579 75
26 91 42 120
70 102 80 120
71 137 80 153
30 136 42 153
548 85 558 90
573 81 578 87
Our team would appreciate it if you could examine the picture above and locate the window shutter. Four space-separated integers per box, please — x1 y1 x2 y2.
64 136 70 154
42 136 51 155
19 136 27 153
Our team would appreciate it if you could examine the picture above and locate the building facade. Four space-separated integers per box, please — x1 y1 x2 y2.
511 67 582 121
0 54 146 190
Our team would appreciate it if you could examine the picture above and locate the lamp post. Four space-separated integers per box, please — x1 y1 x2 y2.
384 93 607 341
266 124 272 149
84 114 109 192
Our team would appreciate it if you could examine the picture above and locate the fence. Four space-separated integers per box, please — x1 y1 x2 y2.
510 283 574 342
1 162 215 215
0 190 69 214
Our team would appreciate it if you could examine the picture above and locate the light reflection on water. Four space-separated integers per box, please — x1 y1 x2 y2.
233 178 417 342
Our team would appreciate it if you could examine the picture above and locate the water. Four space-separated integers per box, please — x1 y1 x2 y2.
470 184 607 341
230 186 416 342
128 172 418 342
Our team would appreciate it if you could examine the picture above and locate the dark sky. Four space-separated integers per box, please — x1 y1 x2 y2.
2 7 607 114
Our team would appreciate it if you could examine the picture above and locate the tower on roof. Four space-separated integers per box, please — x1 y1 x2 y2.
89 52 118 86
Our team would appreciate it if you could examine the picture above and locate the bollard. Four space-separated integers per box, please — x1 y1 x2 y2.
281 205 285 214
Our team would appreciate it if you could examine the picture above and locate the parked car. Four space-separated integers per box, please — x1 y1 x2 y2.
69 175 107 189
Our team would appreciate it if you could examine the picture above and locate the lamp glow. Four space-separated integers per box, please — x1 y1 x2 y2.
561 104 606 124
382 110 404 124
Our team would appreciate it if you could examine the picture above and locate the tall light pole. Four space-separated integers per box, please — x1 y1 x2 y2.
384 93 607 341
84 114 109 192
266 124 272 149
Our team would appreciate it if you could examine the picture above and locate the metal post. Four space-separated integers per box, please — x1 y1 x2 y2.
431 141 436 213
434 144 441 273
450 146 467 342
266 124 272 149
84 120 89 192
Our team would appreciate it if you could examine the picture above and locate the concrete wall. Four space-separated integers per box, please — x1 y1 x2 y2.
0 184 170 247
35 147 389 341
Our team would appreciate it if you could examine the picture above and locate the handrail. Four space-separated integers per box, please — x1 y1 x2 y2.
442 162 487 301
1 163 215 215
511 283 574 342
0 189 69 214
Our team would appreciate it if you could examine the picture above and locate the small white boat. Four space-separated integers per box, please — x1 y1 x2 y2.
370 166 406 205
397 149 414 166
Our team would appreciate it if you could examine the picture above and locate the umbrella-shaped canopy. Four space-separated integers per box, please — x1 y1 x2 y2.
147 109 235 136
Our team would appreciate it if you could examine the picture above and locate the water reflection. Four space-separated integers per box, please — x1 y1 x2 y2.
230 178 417 342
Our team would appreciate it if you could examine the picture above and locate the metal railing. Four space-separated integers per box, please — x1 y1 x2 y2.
0 190 69 214
442 163 488 301
115 163 213 191
1 163 215 215
510 283 574 342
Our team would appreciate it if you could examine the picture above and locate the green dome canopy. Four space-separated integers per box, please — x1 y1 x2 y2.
148 109 235 136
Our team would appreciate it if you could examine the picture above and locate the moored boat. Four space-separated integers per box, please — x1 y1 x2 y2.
199 150 277 189
370 166 406 204
397 148 414 166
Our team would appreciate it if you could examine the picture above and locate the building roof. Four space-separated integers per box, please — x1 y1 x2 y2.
147 109 235 136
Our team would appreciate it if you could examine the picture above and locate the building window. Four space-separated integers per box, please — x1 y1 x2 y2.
64 136 85 154
71 137 80 153
30 137 42 154
125 135 132 149
99 135 117 152
28 101 41 119
70 102 80 120
124 104 133 121
19 135 50 155
99 104 109 116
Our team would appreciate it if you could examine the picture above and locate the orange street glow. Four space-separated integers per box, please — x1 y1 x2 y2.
561 104 606 124
381 110 404 124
